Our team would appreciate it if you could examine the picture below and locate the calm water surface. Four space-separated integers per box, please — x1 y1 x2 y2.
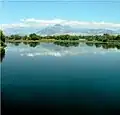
1 42 120 115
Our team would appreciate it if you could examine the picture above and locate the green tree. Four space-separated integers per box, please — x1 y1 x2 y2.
29 33 39 40
115 35 120 40
0 30 5 42
14 35 22 40
23 35 28 40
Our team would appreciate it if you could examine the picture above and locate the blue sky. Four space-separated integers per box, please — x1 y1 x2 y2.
0 0 120 29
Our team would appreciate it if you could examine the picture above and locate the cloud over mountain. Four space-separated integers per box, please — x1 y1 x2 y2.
1 18 120 30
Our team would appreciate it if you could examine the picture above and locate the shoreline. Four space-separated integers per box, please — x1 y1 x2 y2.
6 39 120 44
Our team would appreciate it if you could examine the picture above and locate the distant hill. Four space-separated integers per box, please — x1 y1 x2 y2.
36 24 119 36
4 27 41 36
3 24 120 36
36 24 73 36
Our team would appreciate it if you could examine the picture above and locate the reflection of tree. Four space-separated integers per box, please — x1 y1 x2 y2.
13 42 21 46
0 48 5 62
23 42 28 45
54 41 79 47
94 43 102 48
86 42 120 49
7 41 120 50
8 42 21 46
86 42 94 46
116 45 120 49
101 43 118 49
28 42 40 47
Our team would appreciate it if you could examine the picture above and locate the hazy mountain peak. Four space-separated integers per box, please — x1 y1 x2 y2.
54 24 62 27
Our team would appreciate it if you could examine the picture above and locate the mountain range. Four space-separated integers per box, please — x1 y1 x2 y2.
4 24 120 36
36 24 120 36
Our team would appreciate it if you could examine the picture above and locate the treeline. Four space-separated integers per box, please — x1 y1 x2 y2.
5 33 120 42
6 34 80 40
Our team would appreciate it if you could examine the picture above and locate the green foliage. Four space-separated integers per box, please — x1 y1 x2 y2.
23 35 28 40
2 30 120 43
87 37 93 41
0 47 5 54
0 30 6 47
9 34 22 40
0 30 5 42
29 33 40 40
0 47 5 62
115 35 120 40
0 41 6 47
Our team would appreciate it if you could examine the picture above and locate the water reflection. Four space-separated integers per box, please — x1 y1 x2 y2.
29 42 40 47
86 42 120 49
6 41 120 49
8 41 21 46
54 41 79 47
2 41 120 115
4 43 119 59
14 42 21 46
22 42 40 47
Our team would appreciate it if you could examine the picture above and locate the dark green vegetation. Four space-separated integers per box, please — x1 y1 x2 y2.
0 30 5 42
0 30 6 47
0 30 6 62
0 47 5 62
4 31 120 43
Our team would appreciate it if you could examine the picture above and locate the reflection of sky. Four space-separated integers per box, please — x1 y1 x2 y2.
6 43 120 57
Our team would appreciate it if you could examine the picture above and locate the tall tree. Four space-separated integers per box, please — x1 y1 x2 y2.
0 30 5 42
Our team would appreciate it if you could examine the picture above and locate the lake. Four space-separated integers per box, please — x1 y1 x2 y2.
1 42 120 115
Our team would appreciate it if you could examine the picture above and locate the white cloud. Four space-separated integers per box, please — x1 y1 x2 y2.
1 23 30 29
22 52 62 57
1 18 120 30
20 48 120 57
